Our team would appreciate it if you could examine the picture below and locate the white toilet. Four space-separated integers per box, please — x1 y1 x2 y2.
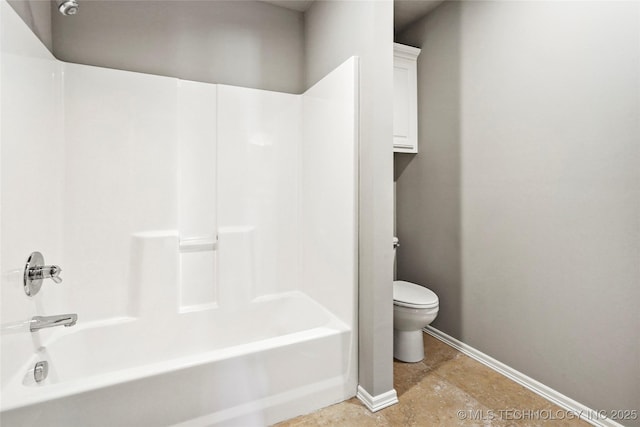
392 237 439 363
393 280 439 362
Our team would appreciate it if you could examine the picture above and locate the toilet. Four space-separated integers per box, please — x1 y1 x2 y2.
393 238 439 363
393 281 439 362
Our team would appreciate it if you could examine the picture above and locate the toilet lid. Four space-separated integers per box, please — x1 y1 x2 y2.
393 280 439 309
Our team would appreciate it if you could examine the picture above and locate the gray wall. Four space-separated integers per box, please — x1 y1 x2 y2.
7 0 52 51
51 0 304 93
306 0 395 397
396 0 640 420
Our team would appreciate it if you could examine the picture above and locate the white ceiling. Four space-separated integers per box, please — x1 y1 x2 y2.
261 0 445 32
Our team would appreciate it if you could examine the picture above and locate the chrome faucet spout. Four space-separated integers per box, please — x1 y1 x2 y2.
30 314 77 332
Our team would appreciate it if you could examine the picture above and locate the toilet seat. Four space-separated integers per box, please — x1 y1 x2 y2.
393 280 439 309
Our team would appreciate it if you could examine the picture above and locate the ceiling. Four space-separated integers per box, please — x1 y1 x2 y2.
394 0 445 33
261 0 445 32
262 1 314 12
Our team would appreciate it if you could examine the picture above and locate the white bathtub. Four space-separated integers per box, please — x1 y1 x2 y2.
1 5 358 424
0 292 355 426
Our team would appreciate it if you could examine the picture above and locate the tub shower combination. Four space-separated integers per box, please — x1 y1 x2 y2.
0 2 358 425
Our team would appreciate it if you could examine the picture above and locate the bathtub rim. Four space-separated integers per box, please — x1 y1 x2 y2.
1 290 351 412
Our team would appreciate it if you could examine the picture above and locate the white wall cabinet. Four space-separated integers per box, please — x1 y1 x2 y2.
393 43 421 153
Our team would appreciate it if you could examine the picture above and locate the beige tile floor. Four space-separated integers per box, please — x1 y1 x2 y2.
277 333 590 426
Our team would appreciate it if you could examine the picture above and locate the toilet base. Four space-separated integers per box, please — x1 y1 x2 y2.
393 329 424 363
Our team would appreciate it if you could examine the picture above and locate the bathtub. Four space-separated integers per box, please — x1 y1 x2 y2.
0 292 355 426
1 5 358 423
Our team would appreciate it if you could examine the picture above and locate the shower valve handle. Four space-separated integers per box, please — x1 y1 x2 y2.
23 252 63 296
46 266 63 284
29 265 62 283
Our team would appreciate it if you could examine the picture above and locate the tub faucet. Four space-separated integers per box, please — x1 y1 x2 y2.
30 314 77 332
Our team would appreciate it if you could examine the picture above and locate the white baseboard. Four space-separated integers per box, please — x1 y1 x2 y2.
424 326 625 427
356 385 398 412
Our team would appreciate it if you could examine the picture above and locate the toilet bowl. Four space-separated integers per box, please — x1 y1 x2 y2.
393 280 439 363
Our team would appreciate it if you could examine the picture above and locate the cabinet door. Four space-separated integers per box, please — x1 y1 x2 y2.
393 44 420 153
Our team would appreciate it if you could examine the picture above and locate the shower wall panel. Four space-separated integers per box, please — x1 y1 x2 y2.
301 58 358 327
0 0 64 386
217 85 302 300
62 64 179 321
63 66 219 319
178 81 217 242
177 81 217 311
2 24 358 325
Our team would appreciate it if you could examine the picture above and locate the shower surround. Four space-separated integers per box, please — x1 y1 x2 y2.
0 2 358 425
